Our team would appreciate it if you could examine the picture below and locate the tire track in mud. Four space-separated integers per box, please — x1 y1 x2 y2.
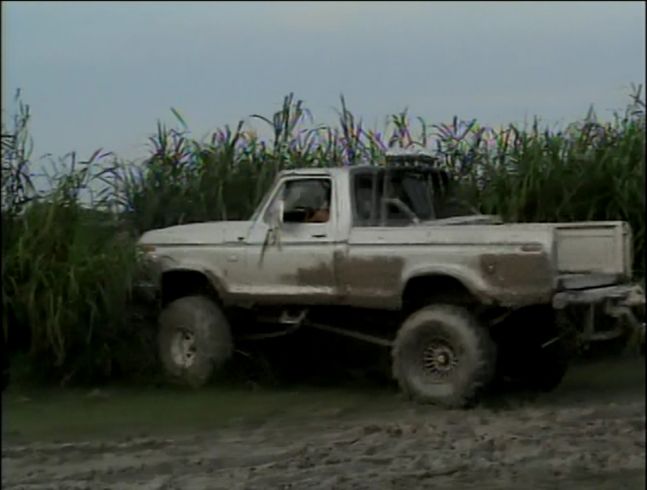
3 400 645 490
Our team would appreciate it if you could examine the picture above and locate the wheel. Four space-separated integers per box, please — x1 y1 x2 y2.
392 304 497 408
158 295 233 387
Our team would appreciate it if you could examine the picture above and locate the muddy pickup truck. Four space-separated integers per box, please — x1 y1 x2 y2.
137 152 645 408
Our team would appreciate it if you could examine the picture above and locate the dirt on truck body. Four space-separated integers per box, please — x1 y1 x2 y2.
136 151 646 408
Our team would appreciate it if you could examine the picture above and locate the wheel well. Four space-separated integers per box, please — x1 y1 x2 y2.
402 275 478 313
161 270 219 306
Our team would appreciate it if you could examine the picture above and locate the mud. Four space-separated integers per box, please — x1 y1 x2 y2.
2 359 645 490
336 255 404 308
292 262 336 288
480 252 553 305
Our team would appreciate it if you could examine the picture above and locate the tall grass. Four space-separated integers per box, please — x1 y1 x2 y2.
2 96 149 384
2 88 644 385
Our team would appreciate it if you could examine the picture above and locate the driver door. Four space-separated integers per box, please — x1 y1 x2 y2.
243 176 340 304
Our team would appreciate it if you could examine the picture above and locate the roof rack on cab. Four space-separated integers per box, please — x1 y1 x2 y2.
383 149 439 168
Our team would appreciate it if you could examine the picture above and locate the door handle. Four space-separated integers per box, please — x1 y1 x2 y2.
311 233 327 238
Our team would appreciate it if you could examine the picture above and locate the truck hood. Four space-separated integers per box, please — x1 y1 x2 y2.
138 221 252 246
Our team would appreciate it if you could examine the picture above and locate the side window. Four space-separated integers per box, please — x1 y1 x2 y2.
266 178 332 224
353 171 433 226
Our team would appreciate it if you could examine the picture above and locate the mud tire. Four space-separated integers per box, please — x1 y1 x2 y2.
158 295 233 387
392 304 497 408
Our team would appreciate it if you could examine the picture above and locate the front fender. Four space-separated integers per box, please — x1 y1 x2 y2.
141 253 230 300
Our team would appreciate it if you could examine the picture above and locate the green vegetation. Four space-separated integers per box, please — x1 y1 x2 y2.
2 88 645 386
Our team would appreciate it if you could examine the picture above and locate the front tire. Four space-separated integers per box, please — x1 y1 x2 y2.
392 305 496 408
158 295 233 387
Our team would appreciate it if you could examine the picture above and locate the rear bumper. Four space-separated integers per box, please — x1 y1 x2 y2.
553 283 644 309
553 283 645 345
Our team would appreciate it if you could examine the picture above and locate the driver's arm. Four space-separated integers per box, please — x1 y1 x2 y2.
307 208 329 223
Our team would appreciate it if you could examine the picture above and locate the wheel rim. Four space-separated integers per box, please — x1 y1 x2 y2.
421 338 459 382
170 328 197 368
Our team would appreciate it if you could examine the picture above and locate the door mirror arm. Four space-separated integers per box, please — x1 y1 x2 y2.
260 199 284 263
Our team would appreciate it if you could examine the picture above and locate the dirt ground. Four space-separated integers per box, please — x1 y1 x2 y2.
2 356 645 490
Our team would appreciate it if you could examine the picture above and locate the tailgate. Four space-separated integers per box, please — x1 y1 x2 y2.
554 221 632 278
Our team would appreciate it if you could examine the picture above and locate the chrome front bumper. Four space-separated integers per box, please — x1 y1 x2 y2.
133 253 163 304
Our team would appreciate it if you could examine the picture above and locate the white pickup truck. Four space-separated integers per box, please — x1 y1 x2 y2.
137 153 645 408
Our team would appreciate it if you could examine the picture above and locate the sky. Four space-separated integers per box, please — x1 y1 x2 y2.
2 1 645 164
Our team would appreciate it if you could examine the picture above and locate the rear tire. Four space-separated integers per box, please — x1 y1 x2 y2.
158 295 233 387
392 304 496 408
